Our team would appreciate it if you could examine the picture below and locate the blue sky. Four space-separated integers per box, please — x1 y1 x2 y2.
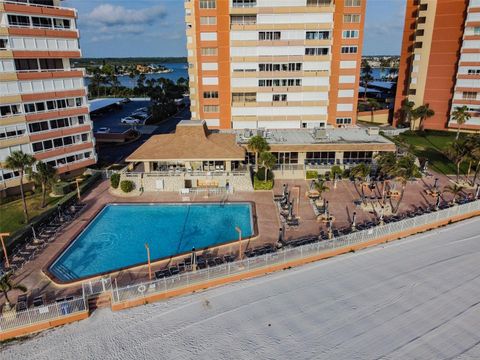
64 0 406 58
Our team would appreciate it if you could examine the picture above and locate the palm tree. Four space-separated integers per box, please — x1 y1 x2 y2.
443 184 465 204
375 152 397 201
361 65 374 101
391 155 421 213
0 272 27 311
401 100 415 128
414 104 435 131
259 151 276 184
367 98 381 123
248 135 270 172
465 135 480 185
314 180 330 199
446 140 468 183
451 106 471 140
5 151 36 223
27 161 56 208
350 163 371 202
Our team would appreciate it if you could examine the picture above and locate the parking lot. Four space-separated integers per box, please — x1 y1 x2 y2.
90 99 151 134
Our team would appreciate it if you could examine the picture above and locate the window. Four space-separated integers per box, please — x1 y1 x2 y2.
15 59 39 71
462 92 477 100
200 16 217 25
306 0 331 6
345 0 361 6
232 93 256 102
258 79 302 87
39 58 63 70
0 125 26 140
259 63 302 72
203 91 218 99
341 46 358 54
22 97 84 115
344 14 361 23
305 152 335 165
231 15 256 25
0 39 8 50
336 118 352 125
31 16 53 28
467 69 480 75
53 18 70 29
259 31 281 41
305 47 329 56
272 94 287 102
199 0 216 9
232 0 256 7
201 47 218 56
272 152 298 165
306 31 330 40
474 27 480 36
7 15 30 27
203 105 219 113
28 121 49 133
343 151 373 164
0 104 21 117
342 30 359 39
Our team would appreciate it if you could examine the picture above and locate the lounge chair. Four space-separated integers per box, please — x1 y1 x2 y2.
33 296 44 307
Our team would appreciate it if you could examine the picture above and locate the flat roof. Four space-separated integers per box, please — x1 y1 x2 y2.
226 127 394 146
89 98 124 112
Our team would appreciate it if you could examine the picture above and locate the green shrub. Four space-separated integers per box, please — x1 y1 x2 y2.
254 175 273 190
305 170 318 180
110 173 120 189
256 167 273 181
120 180 134 193
52 181 73 195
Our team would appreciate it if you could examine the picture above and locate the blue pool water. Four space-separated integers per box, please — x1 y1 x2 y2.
49 203 253 282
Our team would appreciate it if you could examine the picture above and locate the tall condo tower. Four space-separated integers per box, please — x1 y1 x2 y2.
0 0 96 196
185 0 366 130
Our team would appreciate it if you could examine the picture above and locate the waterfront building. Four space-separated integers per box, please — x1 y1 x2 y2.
0 0 96 196
394 0 480 131
185 0 366 130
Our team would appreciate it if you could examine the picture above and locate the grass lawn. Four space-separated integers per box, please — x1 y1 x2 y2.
0 192 63 234
387 130 469 175
254 176 274 190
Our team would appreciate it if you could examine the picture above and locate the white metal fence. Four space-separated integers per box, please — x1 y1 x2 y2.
0 297 87 333
111 200 480 304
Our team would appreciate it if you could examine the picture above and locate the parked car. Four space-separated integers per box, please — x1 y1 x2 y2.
132 113 149 120
121 98 131 104
96 127 110 134
121 117 140 125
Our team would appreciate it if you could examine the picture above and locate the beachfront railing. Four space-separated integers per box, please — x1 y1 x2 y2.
110 200 480 304
0 297 87 333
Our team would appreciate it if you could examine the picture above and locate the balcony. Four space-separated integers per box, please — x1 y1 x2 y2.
2 0 77 18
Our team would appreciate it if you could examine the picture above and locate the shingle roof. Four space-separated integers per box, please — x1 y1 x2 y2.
126 121 245 161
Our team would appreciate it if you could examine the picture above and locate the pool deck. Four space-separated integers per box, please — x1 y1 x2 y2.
2 171 470 306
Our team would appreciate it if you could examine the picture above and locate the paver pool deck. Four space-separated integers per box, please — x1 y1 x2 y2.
1 171 472 306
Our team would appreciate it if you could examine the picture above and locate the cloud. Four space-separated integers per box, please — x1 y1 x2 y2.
86 4 166 27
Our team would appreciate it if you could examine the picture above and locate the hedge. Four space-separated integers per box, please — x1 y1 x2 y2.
2 172 101 255
110 173 120 189
120 180 134 193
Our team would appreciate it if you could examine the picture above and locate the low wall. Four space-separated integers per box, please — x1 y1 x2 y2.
357 109 390 124
0 311 88 341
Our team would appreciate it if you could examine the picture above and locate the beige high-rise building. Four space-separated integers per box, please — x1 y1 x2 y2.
0 0 96 196
185 0 366 130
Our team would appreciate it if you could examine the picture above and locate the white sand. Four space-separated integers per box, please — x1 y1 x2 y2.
2 218 480 360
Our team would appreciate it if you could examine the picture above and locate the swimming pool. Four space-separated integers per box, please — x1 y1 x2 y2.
48 203 254 283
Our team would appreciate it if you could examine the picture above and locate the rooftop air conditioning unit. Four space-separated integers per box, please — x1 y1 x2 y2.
367 127 380 136
314 128 327 140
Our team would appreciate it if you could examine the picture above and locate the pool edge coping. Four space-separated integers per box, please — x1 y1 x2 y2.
42 201 260 286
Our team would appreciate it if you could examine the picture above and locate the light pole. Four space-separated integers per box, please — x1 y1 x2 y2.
0 233 10 269
75 178 81 201
191 247 197 271
235 226 242 260
379 206 384 226
145 243 152 280
475 184 480 199
351 211 357 232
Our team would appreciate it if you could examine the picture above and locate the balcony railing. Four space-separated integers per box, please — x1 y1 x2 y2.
1 0 76 12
